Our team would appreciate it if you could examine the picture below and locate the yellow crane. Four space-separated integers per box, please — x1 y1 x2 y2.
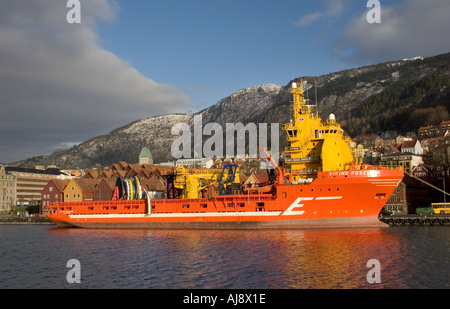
172 165 241 199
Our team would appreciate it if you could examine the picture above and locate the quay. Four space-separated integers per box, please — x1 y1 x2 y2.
0 215 53 225
1 214 449 226
380 214 450 226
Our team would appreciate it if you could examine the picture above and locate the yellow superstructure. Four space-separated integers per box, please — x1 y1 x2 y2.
173 166 240 199
283 81 357 182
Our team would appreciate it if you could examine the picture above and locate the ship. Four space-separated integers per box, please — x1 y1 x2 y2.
47 81 404 229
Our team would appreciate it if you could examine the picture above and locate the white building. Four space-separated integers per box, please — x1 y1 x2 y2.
159 161 176 167
400 140 424 155
380 153 423 173
175 158 213 169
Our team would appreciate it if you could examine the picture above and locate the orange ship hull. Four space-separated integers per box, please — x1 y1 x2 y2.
47 169 403 229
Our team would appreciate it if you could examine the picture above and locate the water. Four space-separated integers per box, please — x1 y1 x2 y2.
0 225 448 289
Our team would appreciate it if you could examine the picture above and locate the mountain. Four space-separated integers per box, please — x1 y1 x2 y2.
14 52 450 169
14 84 284 169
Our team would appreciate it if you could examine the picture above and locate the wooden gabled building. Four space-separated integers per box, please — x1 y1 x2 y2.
75 178 98 202
140 178 165 199
41 179 69 213
95 177 116 201
63 178 84 203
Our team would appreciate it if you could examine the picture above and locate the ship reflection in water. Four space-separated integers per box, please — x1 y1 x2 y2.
278 229 403 289
30 226 446 289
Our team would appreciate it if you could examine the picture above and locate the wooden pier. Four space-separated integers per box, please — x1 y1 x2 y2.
380 214 450 226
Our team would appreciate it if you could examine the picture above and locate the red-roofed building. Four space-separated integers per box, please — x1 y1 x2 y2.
418 125 440 138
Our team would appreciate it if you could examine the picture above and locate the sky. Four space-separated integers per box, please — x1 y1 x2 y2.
1 0 449 164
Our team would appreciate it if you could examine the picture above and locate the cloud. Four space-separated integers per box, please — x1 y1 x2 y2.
295 0 344 26
0 0 192 163
335 0 450 64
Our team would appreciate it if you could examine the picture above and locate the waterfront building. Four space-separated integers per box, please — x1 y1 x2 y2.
383 181 408 214
140 178 165 199
5 166 65 208
76 178 98 202
0 165 16 213
95 177 116 201
41 179 69 214
63 178 83 203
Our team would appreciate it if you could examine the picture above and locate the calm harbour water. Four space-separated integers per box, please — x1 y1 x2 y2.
0 225 448 289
